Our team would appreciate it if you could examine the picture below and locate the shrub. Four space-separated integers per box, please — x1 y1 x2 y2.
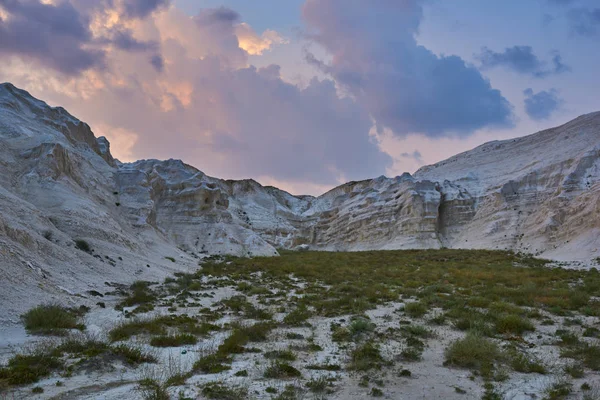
561 344 600 371
218 330 248 355
118 281 157 309
331 325 351 342
507 350 546 374
149 334 198 348
306 364 341 371
445 333 500 375
544 380 572 399
109 318 166 342
306 376 329 393
264 361 302 379
405 302 428 318
193 354 232 374
202 383 247 400
54 337 109 358
556 331 580 346
349 342 384 371
264 350 297 361
283 305 312 326
401 347 422 361
401 324 433 338
349 318 375 338
565 363 584 378
21 304 83 335
237 322 273 342
0 352 63 385
495 314 535 335
137 378 170 400
74 239 91 252
111 344 156 365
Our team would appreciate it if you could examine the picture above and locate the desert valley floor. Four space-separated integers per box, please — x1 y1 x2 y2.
1 250 599 400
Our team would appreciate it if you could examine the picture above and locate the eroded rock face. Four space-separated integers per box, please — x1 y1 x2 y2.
116 159 278 257
0 82 599 319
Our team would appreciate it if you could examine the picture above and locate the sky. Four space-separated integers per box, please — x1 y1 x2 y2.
0 0 598 195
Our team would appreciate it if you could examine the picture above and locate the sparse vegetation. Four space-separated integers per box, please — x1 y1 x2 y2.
5 249 600 398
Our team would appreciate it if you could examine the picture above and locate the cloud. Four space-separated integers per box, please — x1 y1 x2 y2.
0 5 390 190
235 23 287 55
302 0 513 138
109 28 158 51
523 88 563 120
150 54 164 71
400 150 424 164
122 0 170 19
567 8 600 36
477 46 570 78
0 0 172 75
547 0 577 5
0 0 106 74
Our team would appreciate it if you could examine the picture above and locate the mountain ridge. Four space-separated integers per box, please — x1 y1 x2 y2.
1 82 599 321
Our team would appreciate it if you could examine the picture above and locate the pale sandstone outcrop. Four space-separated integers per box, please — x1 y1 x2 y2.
0 82 599 320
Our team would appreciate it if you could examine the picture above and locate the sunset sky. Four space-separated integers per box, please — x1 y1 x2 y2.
1 0 599 195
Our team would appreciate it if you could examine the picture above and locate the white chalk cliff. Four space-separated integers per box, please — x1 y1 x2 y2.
1 82 599 319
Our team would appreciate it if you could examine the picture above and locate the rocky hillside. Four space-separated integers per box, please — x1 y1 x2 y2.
1 82 599 319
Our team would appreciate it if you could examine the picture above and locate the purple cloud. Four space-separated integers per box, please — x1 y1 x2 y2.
122 0 170 19
302 0 513 138
568 8 600 36
0 0 105 74
523 88 564 120
477 46 571 78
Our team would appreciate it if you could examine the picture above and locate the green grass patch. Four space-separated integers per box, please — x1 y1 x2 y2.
198 249 597 324
264 349 297 361
149 333 198 347
202 382 248 399
349 342 385 371
404 302 428 318
0 352 63 386
495 314 535 335
264 361 302 379
109 318 166 342
283 305 312 326
21 304 84 335
194 353 232 374
444 332 500 376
